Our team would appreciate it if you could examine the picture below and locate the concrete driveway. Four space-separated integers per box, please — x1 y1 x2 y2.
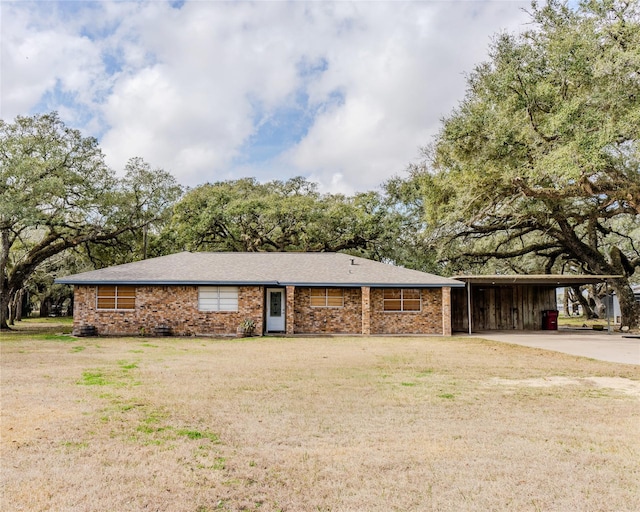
469 329 640 365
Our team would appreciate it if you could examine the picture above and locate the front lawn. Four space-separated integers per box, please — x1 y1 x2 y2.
1 334 638 511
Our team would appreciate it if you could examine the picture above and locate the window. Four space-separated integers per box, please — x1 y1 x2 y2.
96 285 136 310
383 288 421 312
199 286 238 312
310 288 344 308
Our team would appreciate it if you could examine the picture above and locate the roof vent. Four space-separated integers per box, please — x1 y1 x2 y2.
350 258 355 265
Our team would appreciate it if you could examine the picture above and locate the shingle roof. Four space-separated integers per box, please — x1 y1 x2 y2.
56 252 464 288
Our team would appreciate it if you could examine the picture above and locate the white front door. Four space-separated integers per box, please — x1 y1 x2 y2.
266 288 285 332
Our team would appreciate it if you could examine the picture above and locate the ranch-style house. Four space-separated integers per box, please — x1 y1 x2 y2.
56 252 465 337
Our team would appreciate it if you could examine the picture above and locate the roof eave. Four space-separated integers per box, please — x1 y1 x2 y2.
56 279 465 288
278 281 465 288
452 275 624 286
54 279 281 286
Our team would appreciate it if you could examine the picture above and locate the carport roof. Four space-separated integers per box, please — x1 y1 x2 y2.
453 274 623 286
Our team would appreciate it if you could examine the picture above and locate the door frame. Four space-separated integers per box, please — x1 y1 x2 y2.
265 287 286 332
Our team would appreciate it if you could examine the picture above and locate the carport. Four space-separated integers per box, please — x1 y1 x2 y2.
452 275 622 334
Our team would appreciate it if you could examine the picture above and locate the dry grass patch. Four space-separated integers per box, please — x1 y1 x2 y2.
1 334 639 511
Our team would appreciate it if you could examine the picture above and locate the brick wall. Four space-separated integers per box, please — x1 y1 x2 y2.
292 287 362 334
361 286 371 335
442 287 452 336
286 286 295 335
73 285 263 336
370 288 443 335
72 284 448 336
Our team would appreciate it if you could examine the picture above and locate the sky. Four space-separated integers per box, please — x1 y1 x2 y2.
1 0 532 194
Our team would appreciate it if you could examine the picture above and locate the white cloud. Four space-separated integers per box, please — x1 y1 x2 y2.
282 1 531 192
0 4 103 123
1 0 530 193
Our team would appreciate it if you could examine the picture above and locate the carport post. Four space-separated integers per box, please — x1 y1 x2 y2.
467 281 472 335
606 280 611 334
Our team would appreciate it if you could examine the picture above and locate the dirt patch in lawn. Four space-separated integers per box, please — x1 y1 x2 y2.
2 334 639 512
489 376 640 397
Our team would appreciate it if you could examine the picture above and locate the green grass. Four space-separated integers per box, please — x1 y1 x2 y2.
79 363 139 387
79 370 111 386
42 333 74 341
20 316 73 325
142 410 167 425
6 317 74 335
61 441 89 450
132 424 221 444
136 424 166 435
176 429 220 442
0 332 74 342
558 316 610 328
118 360 139 370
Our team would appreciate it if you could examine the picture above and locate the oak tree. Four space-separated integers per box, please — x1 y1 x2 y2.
390 0 640 327
165 177 401 260
0 113 181 328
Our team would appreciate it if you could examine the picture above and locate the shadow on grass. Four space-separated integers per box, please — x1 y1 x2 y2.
1 317 73 336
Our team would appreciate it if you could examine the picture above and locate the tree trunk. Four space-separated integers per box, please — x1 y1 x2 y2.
40 296 51 318
8 297 15 325
0 229 10 329
0 284 12 329
611 278 640 329
0 292 10 330
557 232 638 327
571 286 597 319
15 288 24 322
586 285 607 319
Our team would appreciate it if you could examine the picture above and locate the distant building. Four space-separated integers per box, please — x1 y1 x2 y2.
611 284 640 324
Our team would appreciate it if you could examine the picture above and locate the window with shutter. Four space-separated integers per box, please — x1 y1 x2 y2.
310 288 345 308
96 286 136 310
383 289 421 312
199 287 239 312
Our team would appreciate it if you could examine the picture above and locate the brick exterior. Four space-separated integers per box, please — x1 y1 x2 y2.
442 287 452 336
369 288 443 335
72 284 451 336
73 285 263 336
292 288 362 334
286 286 296 335
361 286 371 335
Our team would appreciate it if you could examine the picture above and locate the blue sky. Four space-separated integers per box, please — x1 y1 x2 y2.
1 0 531 193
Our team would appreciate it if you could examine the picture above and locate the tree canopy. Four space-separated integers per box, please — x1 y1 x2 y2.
0 113 181 328
387 0 640 327
164 177 403 261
